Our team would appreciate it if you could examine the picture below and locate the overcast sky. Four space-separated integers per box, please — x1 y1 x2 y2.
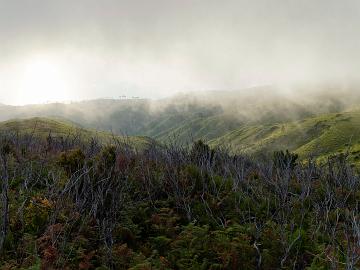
0 0 359 105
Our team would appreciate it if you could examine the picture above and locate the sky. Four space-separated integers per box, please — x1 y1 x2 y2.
0 0 359 105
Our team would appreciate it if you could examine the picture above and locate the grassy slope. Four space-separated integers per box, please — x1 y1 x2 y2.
143 114 242 144
0 117 153 149
210 111 360 162
3 106 360 163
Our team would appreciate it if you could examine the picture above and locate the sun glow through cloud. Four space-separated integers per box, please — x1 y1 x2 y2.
0 0 359 105
17 56 70 104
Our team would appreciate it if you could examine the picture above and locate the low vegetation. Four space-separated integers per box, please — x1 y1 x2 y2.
1 127 360 269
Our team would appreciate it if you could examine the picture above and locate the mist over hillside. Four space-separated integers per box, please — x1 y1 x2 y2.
1 83 360 136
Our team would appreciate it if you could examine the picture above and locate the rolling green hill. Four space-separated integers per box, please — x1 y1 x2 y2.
2 84 360 143
0 117 153 149
156 115 241 143
2 85 360 160
210 110 360 162
3 107 360 163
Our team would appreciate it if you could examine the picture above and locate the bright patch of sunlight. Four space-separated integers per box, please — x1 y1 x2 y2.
18 56 70 104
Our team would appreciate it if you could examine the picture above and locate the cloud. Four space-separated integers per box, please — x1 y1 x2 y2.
0 0 360 104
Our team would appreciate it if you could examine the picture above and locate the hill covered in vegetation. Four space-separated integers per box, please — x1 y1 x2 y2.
2 84 360 163
210 110 360 162
0 118 153 150
2 84 360 144
1 90 360 268
0 130 360 269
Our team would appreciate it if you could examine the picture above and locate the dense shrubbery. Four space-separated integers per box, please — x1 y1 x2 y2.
0 134 360 269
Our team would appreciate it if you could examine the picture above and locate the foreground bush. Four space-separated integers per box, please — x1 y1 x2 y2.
0 134 359 269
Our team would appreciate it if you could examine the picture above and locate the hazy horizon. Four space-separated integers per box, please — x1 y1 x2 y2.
1 0 360 105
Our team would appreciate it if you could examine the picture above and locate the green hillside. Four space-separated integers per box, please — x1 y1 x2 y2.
162 115 240 142
2 87 360 160
2 85 360 144
0 117 153 149
3 110 360 163
143 113 242 143
210 110 360 162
